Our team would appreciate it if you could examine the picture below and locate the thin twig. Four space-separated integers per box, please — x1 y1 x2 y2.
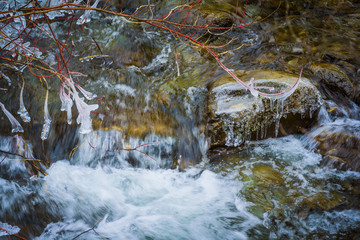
72 217 108 240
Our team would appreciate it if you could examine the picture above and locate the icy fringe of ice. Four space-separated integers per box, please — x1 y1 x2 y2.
0 102 24 133
17 80 31 122
60 77 98 135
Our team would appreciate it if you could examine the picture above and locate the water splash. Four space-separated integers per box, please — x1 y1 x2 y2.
71 131 175 169
33 162 259 240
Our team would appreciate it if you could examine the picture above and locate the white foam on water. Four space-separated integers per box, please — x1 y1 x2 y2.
0 136 30 176
32 162 258 239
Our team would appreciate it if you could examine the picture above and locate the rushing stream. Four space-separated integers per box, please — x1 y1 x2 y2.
1 0 360 239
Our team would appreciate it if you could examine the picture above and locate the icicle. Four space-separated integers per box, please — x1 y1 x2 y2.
60 84 73 124
73 92 98 134
264 123 267 138
249 78 259 98
280 98 285 114
0 102 24 133
17 80 31 122
274 117 280 137
41 80 51 140
269 98 274 110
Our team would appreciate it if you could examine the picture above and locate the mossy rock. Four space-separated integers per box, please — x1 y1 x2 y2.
206 69 322 148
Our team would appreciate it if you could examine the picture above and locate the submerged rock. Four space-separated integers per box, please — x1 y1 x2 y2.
295 191 346 217
206 70 322 148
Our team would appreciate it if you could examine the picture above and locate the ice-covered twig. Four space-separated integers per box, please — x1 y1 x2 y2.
257 66 303 100
0 102 24 133
75 83 97 100
60 83 73 124
63 77 98 134
17 79 31 122
113 142 159 161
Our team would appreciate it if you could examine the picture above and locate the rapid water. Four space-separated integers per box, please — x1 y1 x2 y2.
0 133 259 239
2 122 360 239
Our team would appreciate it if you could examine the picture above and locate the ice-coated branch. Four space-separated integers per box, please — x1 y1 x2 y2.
64 77 98 134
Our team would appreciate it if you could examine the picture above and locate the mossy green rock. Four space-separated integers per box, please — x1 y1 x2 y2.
207 70 322 148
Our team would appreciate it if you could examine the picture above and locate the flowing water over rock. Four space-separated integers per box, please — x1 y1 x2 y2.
1 1 360 239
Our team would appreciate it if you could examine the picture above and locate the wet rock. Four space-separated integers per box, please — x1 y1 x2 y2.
194 7 234 28
314 128 360 172
207 70 322 148
296 191 346 217
309 62 355 99
237 163 291 219
154 1 235 33
92 110 175 138
252 164 285 185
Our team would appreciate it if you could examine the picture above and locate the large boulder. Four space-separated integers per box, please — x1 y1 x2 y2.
206 70 322 148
